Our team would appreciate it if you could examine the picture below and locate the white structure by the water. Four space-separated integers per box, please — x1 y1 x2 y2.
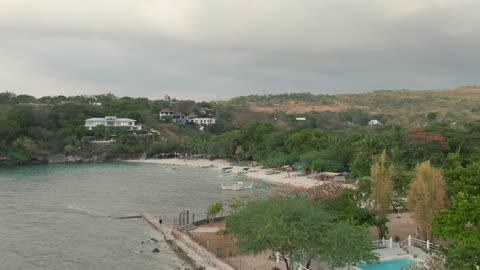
84 116 142 131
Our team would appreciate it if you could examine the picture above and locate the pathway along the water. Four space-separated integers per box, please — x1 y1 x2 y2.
0 162 273 270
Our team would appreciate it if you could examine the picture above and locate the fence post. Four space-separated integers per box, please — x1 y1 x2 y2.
276 252 280 263
389 237 393 249
427 240 430 250
408 235 412 247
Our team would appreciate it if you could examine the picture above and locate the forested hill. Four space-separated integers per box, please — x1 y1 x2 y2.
227 86 480 125
1 86 480 164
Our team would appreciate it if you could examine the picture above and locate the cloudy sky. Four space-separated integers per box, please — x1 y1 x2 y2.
0 0 479 100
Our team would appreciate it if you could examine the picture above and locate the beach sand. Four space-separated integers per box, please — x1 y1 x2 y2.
127 158 319 188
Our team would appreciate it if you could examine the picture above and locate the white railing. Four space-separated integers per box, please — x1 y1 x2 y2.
398 235 441 254
371 237 394 249
371 235 441 255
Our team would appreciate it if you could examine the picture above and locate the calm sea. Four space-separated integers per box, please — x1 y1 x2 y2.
0 162 271 270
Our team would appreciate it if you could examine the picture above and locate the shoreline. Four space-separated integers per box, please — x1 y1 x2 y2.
126 158 320 188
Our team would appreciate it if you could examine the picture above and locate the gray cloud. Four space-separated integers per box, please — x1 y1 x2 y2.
0 0 479 100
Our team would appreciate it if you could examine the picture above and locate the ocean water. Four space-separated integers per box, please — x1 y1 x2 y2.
0 162 271 270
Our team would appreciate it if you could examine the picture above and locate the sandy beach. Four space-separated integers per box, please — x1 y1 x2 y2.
127 158 320 188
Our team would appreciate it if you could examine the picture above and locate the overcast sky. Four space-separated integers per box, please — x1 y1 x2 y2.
0 0 479 100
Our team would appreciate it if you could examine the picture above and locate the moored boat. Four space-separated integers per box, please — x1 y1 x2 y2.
221 181 253 190
221 166 234 173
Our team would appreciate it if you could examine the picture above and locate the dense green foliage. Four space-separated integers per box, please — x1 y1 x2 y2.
2 90 480 268
226 196 377 270
0 92 214 160
432 160 480 269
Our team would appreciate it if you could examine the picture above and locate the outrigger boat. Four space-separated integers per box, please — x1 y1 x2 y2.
201 164 214 169
221 181 253 190
221 166 234 173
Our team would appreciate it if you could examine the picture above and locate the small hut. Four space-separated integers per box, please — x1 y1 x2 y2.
308 172 347 182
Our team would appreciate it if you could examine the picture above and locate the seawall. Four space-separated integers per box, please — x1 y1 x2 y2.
141 212 235 270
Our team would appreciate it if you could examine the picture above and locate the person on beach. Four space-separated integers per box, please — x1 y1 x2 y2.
286 166 292 178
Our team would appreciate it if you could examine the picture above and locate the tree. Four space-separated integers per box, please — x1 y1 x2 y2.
226 196 332 270
407 161 446 240
319 223 378 270
94 125 106 139
206 202 223 222
433 192 480 269
226 197 246 213
427 112 438 122
74 125 89 139
191 134 209 154
443 161 480 197
7 105 34 132
369 151 394 238
226 196 374 270
369 151 394 239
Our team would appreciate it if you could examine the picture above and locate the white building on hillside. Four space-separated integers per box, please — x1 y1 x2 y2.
189 117 216 125
159 109 216 127
159 108 175 118
84 116 142 131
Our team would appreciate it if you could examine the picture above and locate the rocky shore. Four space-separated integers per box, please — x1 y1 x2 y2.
0 157 49 167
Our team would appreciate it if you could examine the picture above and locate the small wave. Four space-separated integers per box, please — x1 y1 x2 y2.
66 205 105 217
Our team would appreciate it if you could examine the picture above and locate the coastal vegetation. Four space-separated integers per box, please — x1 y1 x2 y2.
1 88 480 268
225 196 377 270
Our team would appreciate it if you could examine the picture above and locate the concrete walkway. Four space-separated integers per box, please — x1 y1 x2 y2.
141 212 235 270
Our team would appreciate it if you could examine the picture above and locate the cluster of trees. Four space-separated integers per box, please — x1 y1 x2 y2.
432 158 480 269
0 92 216 160
225 153 478 269
3 91 479 268
226 195 377 270
200 121 479 173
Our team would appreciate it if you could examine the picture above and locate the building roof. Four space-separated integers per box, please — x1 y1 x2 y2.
85 117 136 122
160 108 175 112
318 172 345 176
192 117 215 120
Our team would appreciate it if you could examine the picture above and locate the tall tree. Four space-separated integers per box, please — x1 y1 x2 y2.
319 223 378 270
226 196 335 270
433 192 480 269
226 196 376 270
407 161 446 240
370 151 394 216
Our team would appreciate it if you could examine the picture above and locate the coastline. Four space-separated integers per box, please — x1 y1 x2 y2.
126 158 320 188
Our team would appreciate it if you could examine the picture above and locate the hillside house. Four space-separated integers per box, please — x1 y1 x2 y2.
159 108 175 118
308 172 347 182
296 117 306 122
172 113 188 124
159 109 215 127
85 116 142 131
199 107 215 117
189 117 216 125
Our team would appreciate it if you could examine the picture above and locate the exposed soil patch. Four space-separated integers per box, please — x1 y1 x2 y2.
189 222 282 270
248 101 373 114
